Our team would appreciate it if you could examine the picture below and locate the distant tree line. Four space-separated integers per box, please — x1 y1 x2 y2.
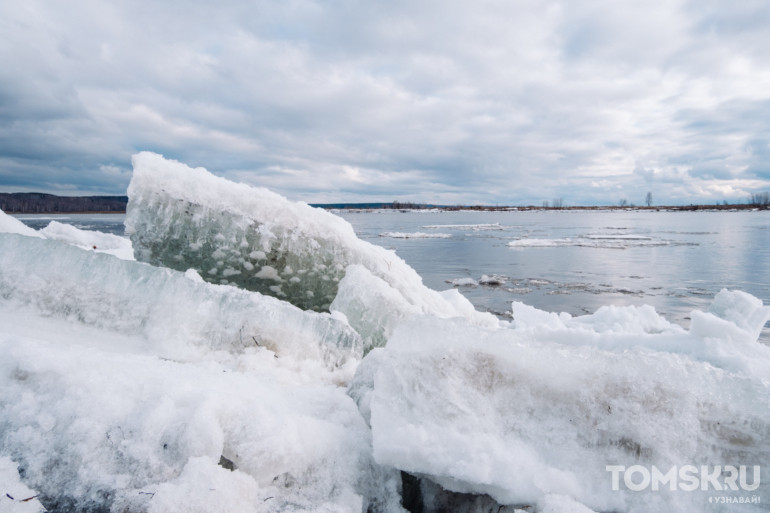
749 192 769 207
0 193 128 213
389 200 431 210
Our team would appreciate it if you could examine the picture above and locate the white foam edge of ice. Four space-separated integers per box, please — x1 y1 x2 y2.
507 237 674 248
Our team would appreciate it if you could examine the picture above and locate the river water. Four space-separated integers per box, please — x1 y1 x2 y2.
15 209 770 341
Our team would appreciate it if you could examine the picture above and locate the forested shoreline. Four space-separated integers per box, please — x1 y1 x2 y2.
0 193 128 213
1 191 767 214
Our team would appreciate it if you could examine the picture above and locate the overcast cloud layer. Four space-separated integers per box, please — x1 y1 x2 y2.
2 0 770 205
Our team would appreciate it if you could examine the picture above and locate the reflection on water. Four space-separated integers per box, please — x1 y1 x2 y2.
14 210 770 342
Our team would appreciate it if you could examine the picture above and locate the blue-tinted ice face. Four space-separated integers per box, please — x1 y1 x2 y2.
127 196 346 311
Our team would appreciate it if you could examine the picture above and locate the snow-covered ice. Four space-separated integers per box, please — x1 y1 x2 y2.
39 220 134 260
1 208 133 259
448 277 480 287
126 152 497 343
1 153 769 513
422 223 505 231
378 232 452 239
355 307 770 512
0 209 43 238
508 235 690 249
126 153 488 325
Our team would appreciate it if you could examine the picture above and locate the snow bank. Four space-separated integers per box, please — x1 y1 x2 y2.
330 265 423 348
354 298 770 512
0 233 362 369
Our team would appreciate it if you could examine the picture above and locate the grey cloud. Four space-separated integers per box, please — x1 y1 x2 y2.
0 0 769 204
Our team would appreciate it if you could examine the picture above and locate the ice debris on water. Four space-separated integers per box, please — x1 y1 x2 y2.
1 152 770 513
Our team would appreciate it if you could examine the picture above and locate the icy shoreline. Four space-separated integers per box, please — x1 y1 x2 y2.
2 154 769 513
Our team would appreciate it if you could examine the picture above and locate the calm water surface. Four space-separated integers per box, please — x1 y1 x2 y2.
336 209 770 342
16 210 770 341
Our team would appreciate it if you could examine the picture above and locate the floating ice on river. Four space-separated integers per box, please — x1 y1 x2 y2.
378 232 452 239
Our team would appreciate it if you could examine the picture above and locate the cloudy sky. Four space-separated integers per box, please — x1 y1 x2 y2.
1 0 769 205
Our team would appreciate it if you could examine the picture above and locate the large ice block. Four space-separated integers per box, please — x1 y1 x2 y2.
125 153 498 335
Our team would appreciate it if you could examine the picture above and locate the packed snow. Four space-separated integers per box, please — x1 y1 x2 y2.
1 153 769 513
